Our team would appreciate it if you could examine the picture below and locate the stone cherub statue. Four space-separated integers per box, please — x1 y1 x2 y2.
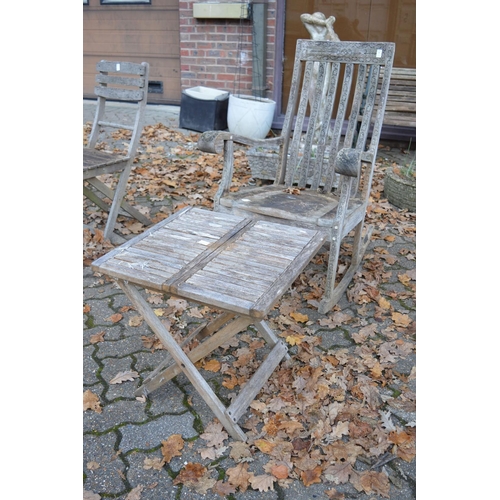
300 12 341 143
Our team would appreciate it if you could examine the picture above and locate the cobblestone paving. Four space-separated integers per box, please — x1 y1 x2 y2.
83 101 416 500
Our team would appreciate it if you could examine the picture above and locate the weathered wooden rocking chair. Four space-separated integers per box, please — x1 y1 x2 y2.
83 60 152 241
198 40 395 313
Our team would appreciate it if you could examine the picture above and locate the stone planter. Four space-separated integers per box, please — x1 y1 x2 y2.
384 167 416 211
247 146 280 180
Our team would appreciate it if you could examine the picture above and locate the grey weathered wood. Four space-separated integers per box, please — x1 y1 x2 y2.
117 278 248 441
136 315 252 396
197 40 395 313
96 60 147 75
92 207 325 441
383 67 416 128
85 178 151 226
83 60 151 240
226 340 288 423
95 74 145 88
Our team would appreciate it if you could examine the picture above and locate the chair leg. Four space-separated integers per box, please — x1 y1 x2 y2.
85 175 152 240
318 221 373 314
83 184 111 213
104 163 134 240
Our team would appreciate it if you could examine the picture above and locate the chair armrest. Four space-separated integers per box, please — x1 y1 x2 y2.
198 131 283 154
334 148 362 177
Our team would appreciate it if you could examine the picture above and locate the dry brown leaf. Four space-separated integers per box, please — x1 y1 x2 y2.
146 292 163 305
229 441 253 462
203 359 221 372
143 457 165 470
213 480 237 496
187 307 205 318
370 361 384 378
200 421 228 448
128 316 143 327
285 333 305 346
166 296 188 312
325 488 345 499
87 461 100 470
226 462 251 492
389 430 416 461
106 313 123 323
173 462 207 485
323 462 352 484
125 485 144 500
199 447 216 460
279 419 304 434
83 304 91 313
270 463 289 479
254 439 276 454
161 434 184 463
391 311 412 327
398 273 412 286
192 475 217 495
290 311 308 323
90 331 106 344
222 374 239 389
300 465 323 486
283 187 302 194
83 390 102 413
377 296 392 310
249 474 274 492
318 311 354 328
110 371 139 384
356 470 391 498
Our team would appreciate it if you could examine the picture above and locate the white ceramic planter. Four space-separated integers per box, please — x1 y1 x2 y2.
227 94 276 139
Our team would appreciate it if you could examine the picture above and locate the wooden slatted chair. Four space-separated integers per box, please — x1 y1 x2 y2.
83 60 151 241
198 40 395 313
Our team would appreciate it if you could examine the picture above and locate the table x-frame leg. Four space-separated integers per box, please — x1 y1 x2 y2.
118 279 289 441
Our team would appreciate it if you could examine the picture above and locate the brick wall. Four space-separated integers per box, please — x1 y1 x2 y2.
179 1 277 98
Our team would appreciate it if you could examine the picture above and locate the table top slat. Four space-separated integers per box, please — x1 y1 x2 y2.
92 207 327 318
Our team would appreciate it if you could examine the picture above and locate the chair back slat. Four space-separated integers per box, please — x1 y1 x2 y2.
298 60 330 188
95 74 146 88
95 60 147 76
277 40 395 194
94 87 145 102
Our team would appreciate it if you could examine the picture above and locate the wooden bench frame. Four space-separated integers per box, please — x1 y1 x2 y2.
383 67 416 128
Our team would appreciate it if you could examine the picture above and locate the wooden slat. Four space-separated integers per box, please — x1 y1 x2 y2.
94 86 144 101
96 60 146 75
137 315 251 395
383 67 416 127
83 148 127 168
95 74 146 88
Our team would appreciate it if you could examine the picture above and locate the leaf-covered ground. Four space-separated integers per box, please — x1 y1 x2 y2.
84 123 416 499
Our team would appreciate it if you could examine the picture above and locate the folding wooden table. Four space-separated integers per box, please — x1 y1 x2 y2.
92 207 326 440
